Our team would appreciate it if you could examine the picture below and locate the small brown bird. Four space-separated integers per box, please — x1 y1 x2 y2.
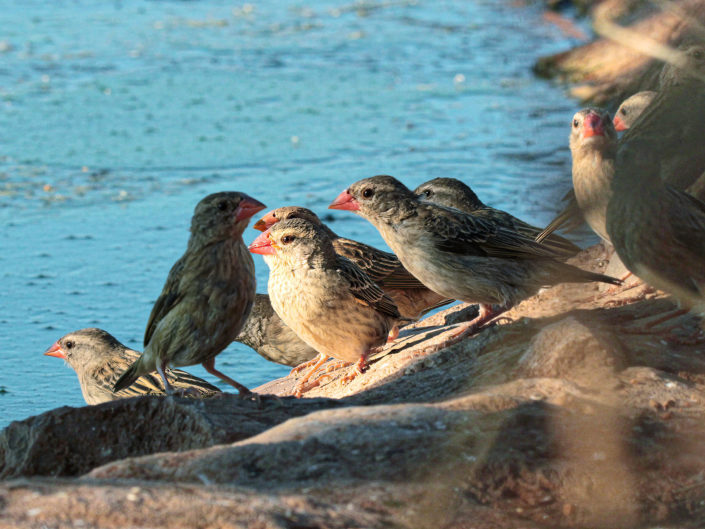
249 218 400 395
613 91 656 131
413 177 580 258
537 108 618 244
45 328 220 405
253 206 451 320
606 44 705 313
235 293 319 367
114 191 265 396
330 175 621 342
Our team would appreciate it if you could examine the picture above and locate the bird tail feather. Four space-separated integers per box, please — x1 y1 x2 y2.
113 358 144 393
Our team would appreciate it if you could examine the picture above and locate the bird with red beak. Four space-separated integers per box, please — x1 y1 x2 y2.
330 175 621 348
253 206 451 321
613 91 656 132
45 328 220 404
114 191 265 396
249 218 400 397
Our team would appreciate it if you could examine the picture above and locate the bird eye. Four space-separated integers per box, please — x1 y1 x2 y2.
423 189 432 198
620 108 627 115
693 49 704 60
362 188 374 198
281 235 296 244
65 340 74 349
573 119 579 128
217 200 229 211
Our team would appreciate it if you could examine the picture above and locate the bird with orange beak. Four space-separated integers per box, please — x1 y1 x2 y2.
254 206 451 321
537 108 618 244
249 218 400 396
114 191 265 396
45 328 220 404
330 175 621 346
613 91 656 132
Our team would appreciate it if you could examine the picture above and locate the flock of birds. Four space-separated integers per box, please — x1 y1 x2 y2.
44 42 705 402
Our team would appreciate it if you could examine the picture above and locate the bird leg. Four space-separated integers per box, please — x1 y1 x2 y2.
290 352 328 376
340 354 369 385
202 357 251 395
156 360 175 396
422 303 508 354
293 353 331 398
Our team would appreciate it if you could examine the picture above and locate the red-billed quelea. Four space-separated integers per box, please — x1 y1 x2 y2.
537 108 618 244
249 218 400 396
330 175 621 345
606 43 705 314
613 91 656 131
413 177 580 258
253 206 451 320
45 328 220 404
114 191 265 395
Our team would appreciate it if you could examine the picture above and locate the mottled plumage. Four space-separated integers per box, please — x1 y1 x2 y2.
413 177 580 258
249 218 400 394
45 328 220 405
331 175 620 335
254 206 451 320
235 293 319 367
114 191 265 395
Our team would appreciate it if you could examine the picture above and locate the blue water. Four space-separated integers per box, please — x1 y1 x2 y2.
0 0 592 427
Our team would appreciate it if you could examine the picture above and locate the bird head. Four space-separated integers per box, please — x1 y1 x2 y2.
249 218 334 267
570 109 616 151
253 206 321 232
413 177 484 212
329 175 414 224
44 328 123 370
613 91 656 132
191 192 266 242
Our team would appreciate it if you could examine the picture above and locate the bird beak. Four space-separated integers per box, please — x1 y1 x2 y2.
235 196 267 222
252 211 277 232
613 115 627 131
329 189 360 211
248 230 278 255
44 341 66 359
582 112 606 138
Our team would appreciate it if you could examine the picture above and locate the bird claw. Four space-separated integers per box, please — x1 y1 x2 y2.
290 354 327 376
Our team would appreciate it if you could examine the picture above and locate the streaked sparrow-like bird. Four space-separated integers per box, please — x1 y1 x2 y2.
114 191 265 395
330 175 621 345
249 218 400 396
45 328 220 404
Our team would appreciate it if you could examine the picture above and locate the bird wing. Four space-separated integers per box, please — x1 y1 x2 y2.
422 205 564 260
144 255 187 347
336 257 401 320
334 238 428 289
666 185 705 257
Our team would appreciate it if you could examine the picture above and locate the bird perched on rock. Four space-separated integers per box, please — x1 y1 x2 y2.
253 206 451 320
330 175 621 344
613 91 656 131
235 293 319 367
249 218 400 396
606 43 705 313
537 108 618 244
114 191 265 396
413 177 580 258
45 328 220 404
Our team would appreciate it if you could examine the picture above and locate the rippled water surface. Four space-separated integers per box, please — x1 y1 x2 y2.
1 0 592 427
